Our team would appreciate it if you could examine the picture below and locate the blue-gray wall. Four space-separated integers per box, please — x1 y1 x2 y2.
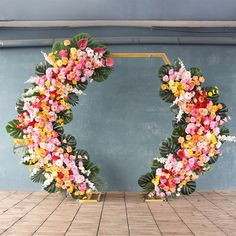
0 43 236 191
1 0 236 20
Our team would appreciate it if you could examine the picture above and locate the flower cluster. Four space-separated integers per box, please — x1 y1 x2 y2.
7 33 114 199
139 59 232 200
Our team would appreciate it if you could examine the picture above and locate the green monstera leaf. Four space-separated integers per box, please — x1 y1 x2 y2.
6 119 24 139
60 134 77 150
31 169 46 183
181 181 196 195
159 138 180 158
159 89 176 103
138 171 155 192
208 155 219 165
58 109 73 124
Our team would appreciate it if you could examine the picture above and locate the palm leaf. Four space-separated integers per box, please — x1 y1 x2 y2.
181 181 196 195
6 119 24 139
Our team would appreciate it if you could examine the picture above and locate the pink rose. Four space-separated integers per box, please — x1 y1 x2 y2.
106 57 114 67
59 50 68 58
77 38 88 50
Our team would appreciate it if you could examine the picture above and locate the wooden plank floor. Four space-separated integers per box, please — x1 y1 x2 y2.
0 191 235 236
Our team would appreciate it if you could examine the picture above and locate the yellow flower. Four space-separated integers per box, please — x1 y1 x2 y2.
66 146 73 153
208 92 213 97
152 176 160 185
211 133 217 145
64 39 71 46
56 60 63 67
161 84 169 90
48 53 55 64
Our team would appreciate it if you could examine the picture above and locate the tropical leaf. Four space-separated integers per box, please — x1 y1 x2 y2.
31 169 45 183
6 119 24 139
151 159 164 171
92 66 113 82
202 86 219 104
189 67 203 77
216 103 228 119
158 64 173 78
138 171 155 192
67 93 79 106
52 122 64 135
172 125 186 142
58 109 73 124
13 143 27 158
208 155 219 164
70 33 93 49
83 159 99 177
44 182 57 193
16 99 24 114
90 175 107 192
220 126 230 136
75 149 90 160
159 138 179 157
35 62 50 76
181 181 196 195
159 89 175 103
75 80 88 91
60 134 77 150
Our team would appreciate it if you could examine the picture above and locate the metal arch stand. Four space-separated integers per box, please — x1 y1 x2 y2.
79 52 170 203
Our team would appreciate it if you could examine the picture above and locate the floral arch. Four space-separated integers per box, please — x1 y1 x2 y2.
6 33 233 201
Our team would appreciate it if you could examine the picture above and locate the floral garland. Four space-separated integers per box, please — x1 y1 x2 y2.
6 33 114 199
138 59 234 200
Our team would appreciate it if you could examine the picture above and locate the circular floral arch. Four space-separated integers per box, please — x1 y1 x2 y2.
6 33 233 201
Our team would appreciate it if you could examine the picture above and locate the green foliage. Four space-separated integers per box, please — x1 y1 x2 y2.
44 182 57 193
70 33 93 49
52 122 64 135
158 64 173 78
151 159 164 171
159 138 179 158
75 80 88 91
75 149 90 160
92 66 113 82
16 99 24 114
216 103 228 119
58 109 73 124
172 125 186 142
159 89 176 103
31 169 45 183
90 175 107 192
67 93 79 106
35 62 50 76
189 67 203 77
60 134 77 150
6 119 24 139
83 159 99 177
220 126 230 136
138 171 155 192
181 181 196 195
52 41 67 52
208 155 219 164
202 86 219 104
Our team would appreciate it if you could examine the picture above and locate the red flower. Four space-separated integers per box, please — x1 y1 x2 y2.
77 38 88 50
58 172 64 179
106 57 114 67
177 149 185 159
52 155 60 161
94 47 106 55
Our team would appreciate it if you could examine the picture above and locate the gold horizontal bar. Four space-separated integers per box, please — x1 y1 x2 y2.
145 199 164 202
111 52 171 64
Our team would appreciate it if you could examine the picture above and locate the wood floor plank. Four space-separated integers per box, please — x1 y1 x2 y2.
0 190 234 236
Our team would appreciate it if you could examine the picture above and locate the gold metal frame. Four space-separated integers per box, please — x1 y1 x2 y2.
111 52 170 64
80 52 170 203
